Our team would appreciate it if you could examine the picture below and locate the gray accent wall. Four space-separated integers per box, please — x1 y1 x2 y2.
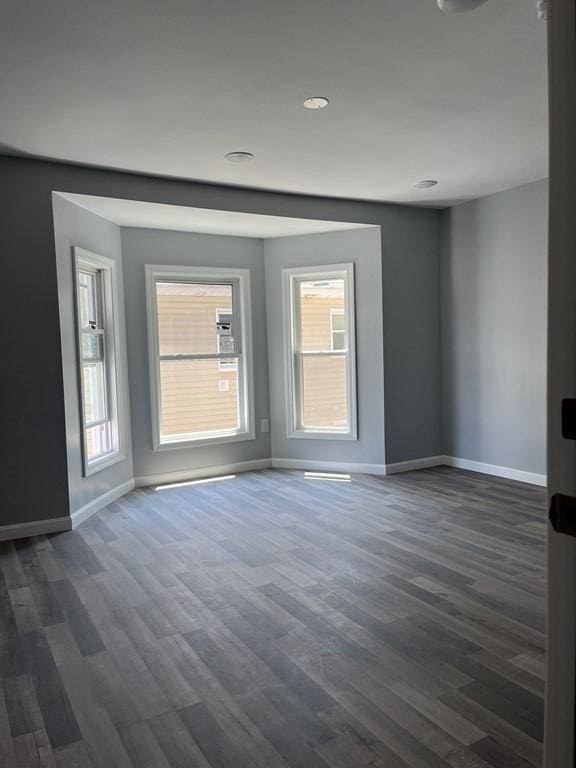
441 179 548 475
120 227 270 481
52 195 133 514
265 228 386 467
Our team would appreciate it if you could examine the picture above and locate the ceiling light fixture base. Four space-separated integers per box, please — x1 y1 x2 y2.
436 0 488 12
413 179 439 189
225 151 255 163
303 97 330 110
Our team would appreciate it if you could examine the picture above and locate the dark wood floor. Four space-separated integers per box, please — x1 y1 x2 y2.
0 467 546 768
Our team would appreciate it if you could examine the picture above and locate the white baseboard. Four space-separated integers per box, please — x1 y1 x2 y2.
0 516 72 542
0 453 546 544
271 458 387 475
386 455 447 474
444 456 547 487
70 479 136 528
134 458 272 488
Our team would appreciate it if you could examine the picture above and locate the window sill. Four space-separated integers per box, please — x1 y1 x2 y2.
286 429 357 441
155 429 255 451
84 451 125 477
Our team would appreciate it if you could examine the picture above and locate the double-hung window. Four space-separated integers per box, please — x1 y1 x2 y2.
73 247 123 475
283 263 357 439
146 266 254 449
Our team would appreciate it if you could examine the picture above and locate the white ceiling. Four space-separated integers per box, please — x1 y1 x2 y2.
57 193 373 238
2 0 548 206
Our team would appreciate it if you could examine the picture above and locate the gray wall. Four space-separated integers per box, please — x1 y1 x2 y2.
0 155 441 527
382 207 442 464
441 179 548 474
121 227 270 481
52 195 133 514
265 228 386 467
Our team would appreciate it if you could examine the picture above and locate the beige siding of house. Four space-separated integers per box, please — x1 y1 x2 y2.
299 296 348 428
301 355 347 428
160 360 239 435
157 293 240 436
154 291 348 436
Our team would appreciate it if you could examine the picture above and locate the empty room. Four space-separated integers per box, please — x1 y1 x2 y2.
1 1 575 767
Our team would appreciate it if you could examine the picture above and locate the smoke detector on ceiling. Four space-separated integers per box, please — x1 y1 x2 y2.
303 97 330 110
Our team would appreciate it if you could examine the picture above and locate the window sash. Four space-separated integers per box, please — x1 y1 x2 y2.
159 356 243 446
283 264 357 440
74 248 122 475
156 279 238 358
78 268 104 331
81 360 109 427
80 328 105 364
146 266 254 450
293 351 350 433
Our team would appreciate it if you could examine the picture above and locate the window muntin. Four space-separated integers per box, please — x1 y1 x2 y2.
74 249 122 474
147 268 254 449
284 265 356 439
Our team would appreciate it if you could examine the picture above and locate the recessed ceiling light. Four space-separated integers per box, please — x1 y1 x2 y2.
303 97 329 110
225 151 254 163
413 179 439 189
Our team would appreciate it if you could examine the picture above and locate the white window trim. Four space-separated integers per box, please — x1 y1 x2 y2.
282 262 357 441
73 247 126 477
145 264 255 451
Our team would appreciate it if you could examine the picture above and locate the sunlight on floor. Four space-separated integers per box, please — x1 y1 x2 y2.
154 474 236 491
304 471 352 483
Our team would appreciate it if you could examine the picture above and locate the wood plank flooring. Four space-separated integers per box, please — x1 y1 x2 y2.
0 467 546 767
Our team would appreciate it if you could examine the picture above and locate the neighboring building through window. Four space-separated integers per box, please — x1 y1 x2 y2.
216 308 238 372
283 263 357 439
330 309 346 351
146 266 254 449
73 247 123 475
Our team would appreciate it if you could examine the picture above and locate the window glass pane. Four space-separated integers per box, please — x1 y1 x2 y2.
298 278 345 352
81 332 104 362
156 282 235 356
82 362 107 425
159 359 240 440
331 332 346 351
331 311 345 332
301 355 348 430
79 270 98 329
86 422 113 461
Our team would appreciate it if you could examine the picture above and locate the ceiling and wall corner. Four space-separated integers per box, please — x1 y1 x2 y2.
0 0 547 207
56 193 373 238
